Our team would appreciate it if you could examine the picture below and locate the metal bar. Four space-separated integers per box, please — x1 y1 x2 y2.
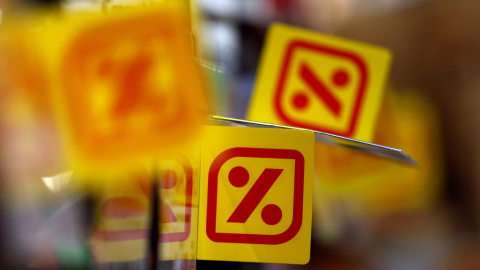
206 115 416 165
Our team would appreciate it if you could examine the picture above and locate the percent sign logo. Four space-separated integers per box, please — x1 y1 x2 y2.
58 11 202 166
63 32 185 144
274 40 368 137
292 62 349 117
206 147 305 245
97 156 193 243
227 166 283 226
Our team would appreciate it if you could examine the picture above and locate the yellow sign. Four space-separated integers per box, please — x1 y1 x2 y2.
35 6 207 173
311 89 443 241
248 23 392 142
314 90 442 213
197 126 314 264
91 151 200 262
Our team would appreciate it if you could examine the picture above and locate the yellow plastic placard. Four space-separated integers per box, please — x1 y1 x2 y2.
91 151 200 262
248 23 392 142
34 6 207 174
314 90 443 214
197 126 314 264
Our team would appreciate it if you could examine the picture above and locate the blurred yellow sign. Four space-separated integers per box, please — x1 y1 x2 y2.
91 151 200 262
248 23 392 141
197 126 314 264
0 18 69 190
32 6 207 174
311 90 443 242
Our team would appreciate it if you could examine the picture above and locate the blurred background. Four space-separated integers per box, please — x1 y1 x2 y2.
1 0 480 269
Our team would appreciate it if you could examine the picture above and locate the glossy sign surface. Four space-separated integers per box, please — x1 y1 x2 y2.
248 23 391 142
197 126 314 264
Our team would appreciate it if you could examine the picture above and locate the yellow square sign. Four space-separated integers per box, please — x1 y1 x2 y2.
91 151 200 262
36 6 207 173
248 23 392 142
197 126 314 264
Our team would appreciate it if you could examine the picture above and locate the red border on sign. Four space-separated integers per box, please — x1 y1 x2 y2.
274 40 368 137
206 147 304 245
96 154 194 243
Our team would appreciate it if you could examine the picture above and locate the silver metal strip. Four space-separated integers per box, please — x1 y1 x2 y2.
207 115 416 165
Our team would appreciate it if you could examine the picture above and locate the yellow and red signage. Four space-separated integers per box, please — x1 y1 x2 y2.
248 23 392 142
311 89 443 243
91 151 200 262
2 5 208 175
197 126 314 264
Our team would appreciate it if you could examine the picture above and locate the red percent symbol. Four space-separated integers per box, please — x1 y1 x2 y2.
274 40 368 137
227 167 283 225
206 147 305 245
292 62 350 116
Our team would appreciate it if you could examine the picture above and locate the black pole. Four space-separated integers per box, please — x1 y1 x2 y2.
147 164 160 270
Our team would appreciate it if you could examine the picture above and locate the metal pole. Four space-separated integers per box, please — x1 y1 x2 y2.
147 163 160 270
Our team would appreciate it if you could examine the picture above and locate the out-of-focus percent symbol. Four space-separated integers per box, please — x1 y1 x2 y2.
156 157 194 243
48 6 207 172
158 169 181 223
293 62 350 117
248 23 391 142
97 155 193 243
274 39 368 137
207 147 305 245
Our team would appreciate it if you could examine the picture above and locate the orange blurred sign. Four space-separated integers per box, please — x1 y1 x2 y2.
34 6 207 173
